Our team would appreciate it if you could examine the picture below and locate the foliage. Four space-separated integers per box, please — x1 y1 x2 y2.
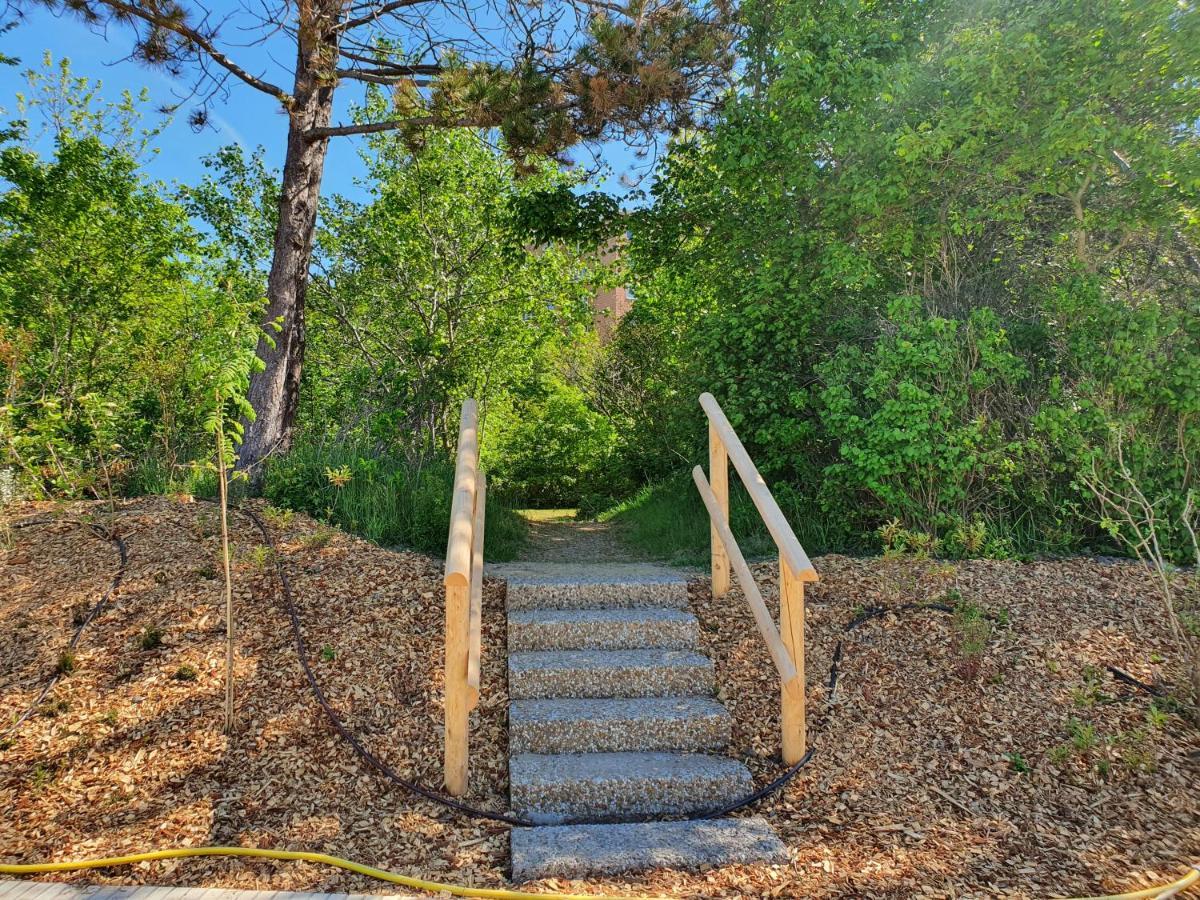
817 299 1030 537
483 336 624 509
0 59 254 499
603 0 1200 561
307 125 596 458
263 441 526 560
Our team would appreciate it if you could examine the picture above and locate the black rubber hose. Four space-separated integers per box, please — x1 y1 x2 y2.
700 747 816 819
238 505 535 827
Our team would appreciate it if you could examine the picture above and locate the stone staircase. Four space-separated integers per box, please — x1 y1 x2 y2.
495 562 787 882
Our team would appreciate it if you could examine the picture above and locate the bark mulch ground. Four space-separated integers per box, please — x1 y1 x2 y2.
2 497 1197 898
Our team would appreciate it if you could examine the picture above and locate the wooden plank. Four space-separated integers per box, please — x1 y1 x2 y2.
692 466 800 698
0 882 57 898
699 393 818 583
466 471 486 710
708 423 731 599
779 557 807 764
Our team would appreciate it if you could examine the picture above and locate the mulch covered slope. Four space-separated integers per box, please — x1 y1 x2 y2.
2 498 1198 898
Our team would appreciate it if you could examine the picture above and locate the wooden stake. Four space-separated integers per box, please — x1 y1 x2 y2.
780 557 806 763
216 417 235 735
709 422 730 599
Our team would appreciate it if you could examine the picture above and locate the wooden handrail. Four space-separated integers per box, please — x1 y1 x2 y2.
466 469 486 709
693 466 802 702
444 399 479 589
697 391 816 763
699 392 818 583
444 398 481 797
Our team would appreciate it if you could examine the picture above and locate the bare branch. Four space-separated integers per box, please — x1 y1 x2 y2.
306 115 482 140
336 0 436 33
95 0 292 103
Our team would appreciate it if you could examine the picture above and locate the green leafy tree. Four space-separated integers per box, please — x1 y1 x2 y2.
0 62 206 494
614 0 1200 556
310 125 596 454
16 0 739 482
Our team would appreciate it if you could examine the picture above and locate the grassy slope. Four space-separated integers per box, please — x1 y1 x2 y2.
600 472 851 566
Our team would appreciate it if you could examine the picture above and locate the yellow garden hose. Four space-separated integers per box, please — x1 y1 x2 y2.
1066 863 1200 900
1 847 1197 899
0 846 661 900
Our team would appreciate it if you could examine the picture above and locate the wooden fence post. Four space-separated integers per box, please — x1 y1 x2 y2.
779 557 807 763
709 422 731 598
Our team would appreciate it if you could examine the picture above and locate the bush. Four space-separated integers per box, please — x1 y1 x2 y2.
816 299 1033 539
484 374 624 509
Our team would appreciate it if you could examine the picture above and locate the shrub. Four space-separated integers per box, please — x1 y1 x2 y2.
264 440 525 560
818 299 1031 539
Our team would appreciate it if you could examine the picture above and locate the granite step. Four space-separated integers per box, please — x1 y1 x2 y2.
509 697 730 754
510 751 753 824
510 816 788 882
508 607 699 653
492 562 691 611
509 648 715 699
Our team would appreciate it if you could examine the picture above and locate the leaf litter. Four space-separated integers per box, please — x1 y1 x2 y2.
2 498 1198 898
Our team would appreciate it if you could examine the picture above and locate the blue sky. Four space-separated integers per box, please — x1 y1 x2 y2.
0 7 653 203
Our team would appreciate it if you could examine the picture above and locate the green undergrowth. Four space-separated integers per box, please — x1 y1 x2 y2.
599 471 860 566
600 467 1117 565
262 441 526 561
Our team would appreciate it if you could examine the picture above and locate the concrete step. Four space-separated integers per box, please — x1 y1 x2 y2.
508 607 698 653
492 562 691 611
509 649 715 699
510 752 753 824
510 816 788 882
510 697 730 754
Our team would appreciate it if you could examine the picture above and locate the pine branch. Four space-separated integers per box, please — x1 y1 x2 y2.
82 0 292 104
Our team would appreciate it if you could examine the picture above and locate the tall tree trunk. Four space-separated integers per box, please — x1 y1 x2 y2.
239 52 336 484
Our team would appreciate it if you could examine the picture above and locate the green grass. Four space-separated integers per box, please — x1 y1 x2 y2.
263 440 526 561
124 456 219 499
598 471 846 566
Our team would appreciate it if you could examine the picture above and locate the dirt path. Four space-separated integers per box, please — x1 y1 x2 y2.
516 509 629 562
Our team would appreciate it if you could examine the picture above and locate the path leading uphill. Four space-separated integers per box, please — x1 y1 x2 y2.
491 511 786 882
515 509 628 563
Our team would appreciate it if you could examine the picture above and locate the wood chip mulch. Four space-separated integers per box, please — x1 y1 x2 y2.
2 498 1198 898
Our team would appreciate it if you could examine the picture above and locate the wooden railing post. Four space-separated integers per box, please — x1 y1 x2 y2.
709 422 731 599
779 557 807 764
466 471 486 712
444 399 479 797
